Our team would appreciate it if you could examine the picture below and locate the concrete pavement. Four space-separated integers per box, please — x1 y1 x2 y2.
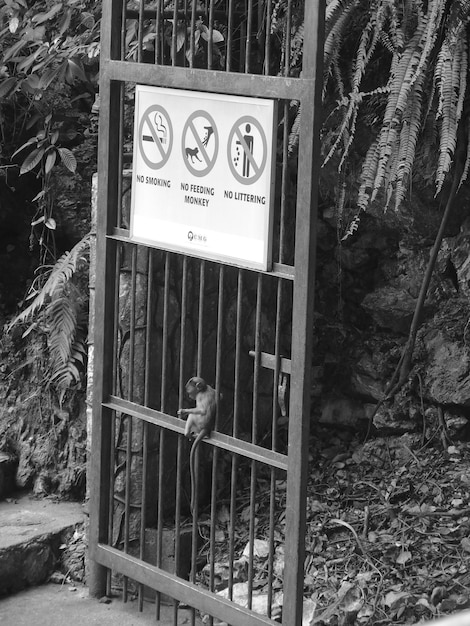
0 583 200 625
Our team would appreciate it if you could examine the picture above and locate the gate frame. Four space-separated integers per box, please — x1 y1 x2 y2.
89 3 325 625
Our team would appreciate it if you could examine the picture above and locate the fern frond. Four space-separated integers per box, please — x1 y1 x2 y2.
351 0 389 93
394 75 425 209
434 37 466 194
8 233 91 329
47 291 77 368
408 0 445 91
341 211 362 241
46 283 88 403
288 101 301 155
290 22 304 68
459 121 470 189
357 140 380 212
324 0 359 92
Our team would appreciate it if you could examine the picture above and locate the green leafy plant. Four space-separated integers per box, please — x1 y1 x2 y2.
12 113 77 264
8 234 92 404
275 0 470 232
1 0 98 399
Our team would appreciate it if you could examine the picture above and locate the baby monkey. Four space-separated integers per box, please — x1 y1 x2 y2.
177 376 216 513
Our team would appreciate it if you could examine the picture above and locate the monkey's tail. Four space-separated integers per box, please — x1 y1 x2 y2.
189 430 209 516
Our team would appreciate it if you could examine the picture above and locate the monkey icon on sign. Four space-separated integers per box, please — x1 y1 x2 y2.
182 111 218 177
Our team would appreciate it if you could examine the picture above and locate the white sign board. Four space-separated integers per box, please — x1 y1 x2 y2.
130 85 276 271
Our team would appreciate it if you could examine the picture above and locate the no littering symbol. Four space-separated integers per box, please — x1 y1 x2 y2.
227 115 267 185
138 105 173 170
182 110 219 177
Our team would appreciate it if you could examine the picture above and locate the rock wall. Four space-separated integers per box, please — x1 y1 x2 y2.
315 192 470 441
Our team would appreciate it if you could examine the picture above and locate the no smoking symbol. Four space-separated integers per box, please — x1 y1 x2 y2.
138 105 173 170
182 110 218 177
228 116 267 185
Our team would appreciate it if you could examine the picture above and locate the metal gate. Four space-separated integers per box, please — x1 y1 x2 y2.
89 2 324 625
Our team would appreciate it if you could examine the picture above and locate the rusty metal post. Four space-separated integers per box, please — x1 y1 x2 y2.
282 3 325 625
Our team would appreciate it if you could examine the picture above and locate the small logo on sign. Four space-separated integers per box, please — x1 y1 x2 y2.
187 230 207 243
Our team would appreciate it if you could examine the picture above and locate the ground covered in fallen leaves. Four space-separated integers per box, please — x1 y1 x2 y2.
199 427 470 625
301 429 470 624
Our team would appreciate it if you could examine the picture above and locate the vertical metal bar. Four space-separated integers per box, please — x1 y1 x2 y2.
138 250 153 611
161 253 171 412
123 244 137 602
190 0 197 69
264 0 272 76
279 101 290 264
247 274 263 609
155 0 162 65
272 282 282 448
171 1 178 66
282 3 325 625
106 243 122 598
207 0 215 71
128 245 137 396
233 269 243 441
116 0 127 228
214 265 224 433
283 0 292 78
228 269 243 599
226 0 234 72
112 243 121 393
89 0 124 597
190 259 205 626
239 17 247 72
120 0 126 61
207 265 224 626
267 275 283 614
197 261 205 376
137 0 145 64
245 0 254 73
156 251 170 620
104 419 114 598
174 256 189 623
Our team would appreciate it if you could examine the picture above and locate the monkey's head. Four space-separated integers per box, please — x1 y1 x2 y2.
185 376 207 400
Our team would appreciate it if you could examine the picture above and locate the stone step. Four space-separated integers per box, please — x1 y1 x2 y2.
0 493 84 596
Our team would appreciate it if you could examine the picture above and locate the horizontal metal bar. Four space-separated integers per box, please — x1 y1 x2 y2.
104 396 288 471
102 59 310 100
95 544 277 626
249 351 292 375
107 232 295 280
126 9 236 21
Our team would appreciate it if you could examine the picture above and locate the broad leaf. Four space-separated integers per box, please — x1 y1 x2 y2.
58 148 77 173
31 215 45 226
20 146 44 174
58 8 72 36
45 149 57 174
9 16 19 33
32 4 63 26
0 77 18 99
3 39 27 62
66 58 87 84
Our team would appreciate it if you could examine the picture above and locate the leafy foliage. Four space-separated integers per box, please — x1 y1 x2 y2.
1 0 98 398
276 0 470 236
9 234 92 403
1 0 99 262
